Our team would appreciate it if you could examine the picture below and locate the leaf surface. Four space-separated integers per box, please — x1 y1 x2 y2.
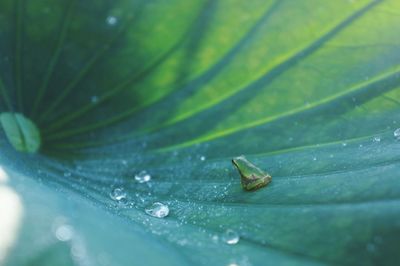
1 0 400 265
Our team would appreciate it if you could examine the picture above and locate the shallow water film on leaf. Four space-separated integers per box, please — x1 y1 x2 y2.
1 0 400 265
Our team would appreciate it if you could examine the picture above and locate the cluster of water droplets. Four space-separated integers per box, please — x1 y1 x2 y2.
52 217 91 265
108 170 171 218
89 125 400 260
341 128 400 148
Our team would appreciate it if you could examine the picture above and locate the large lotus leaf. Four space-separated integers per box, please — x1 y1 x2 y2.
1 0 400 265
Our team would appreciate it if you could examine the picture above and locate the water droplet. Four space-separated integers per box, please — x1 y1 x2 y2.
71 241 88 262
177 239 188 246
200 156 206 161
373 136 381 142
91 95 98 103
145 202 169 218
121 160 127 166
211 235 219 243
373 235 383 244
55 224 74 242
106 16 117 25
342 142 347 147
135 170 151 183
312 157 317 161
63 171 71 177
394 128 400 140
222 229 239 245
366 242 376 253
109 187 127 201
116 197 130 208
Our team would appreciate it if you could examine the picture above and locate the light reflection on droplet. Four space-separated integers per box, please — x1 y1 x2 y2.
145 202 169 218
373 136 381 142
109 187 127 201
106 16 117 25
222 229 239 245
63 171 71 177
135 171 151 183
91 95 98 103
394 128 400 140
55 224 74 242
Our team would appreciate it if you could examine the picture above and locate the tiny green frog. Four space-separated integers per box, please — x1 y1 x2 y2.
232 155 272 191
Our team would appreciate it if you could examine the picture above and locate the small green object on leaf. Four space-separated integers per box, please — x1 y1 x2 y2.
0 112 41 153
232 155 272 191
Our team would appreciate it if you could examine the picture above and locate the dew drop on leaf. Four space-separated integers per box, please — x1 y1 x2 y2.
135 170 151 183
55 224 74 242
211 235 219 243
394 128 400 140
110 187 127 201
90 95 98 103
63 171 71 177
200 156 206 161
373 136 381 142
366 243 377 253
222 229 240 245
106 15 117 25
145 202 169 218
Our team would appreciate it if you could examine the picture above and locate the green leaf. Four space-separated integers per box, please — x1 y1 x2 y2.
0 112 41 153
1 0 400 265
